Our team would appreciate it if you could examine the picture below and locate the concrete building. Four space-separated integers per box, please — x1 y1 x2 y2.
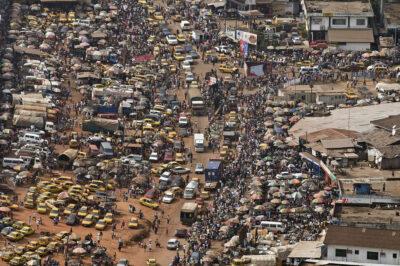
227 0 299 15
362 115 400 169
324 225 400 265
279 84 347 105
299 128 360 168
382 1 400 45
301 0 375 50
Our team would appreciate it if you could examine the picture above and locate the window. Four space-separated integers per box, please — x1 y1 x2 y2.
367 251 379 260
356 19 366 26
332 18 346 25
380 252 386 257
355 250 359 255
312 17 322 24
336 249 347 257
393 253 397 259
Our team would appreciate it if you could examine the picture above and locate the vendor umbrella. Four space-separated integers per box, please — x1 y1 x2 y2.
72 247 86 255
237 206 249 213
254 205 265 211
289 179 301 186
270 198 281 204
312 198 324 204
58 191 69 200
250 194 262 201
291 191 303 199
0 207 11 212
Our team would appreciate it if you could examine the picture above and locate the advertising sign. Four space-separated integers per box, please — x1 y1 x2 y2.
237 31 258 45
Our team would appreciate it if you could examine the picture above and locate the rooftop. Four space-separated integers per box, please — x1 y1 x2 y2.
338 206 400 227
287 241 323 259
384 2 400 28
299 128 359 143
303 0 373 16
290 102 400 139
361 128 400 147
283 84 346 94
321 138 356 149
371 114 400 131
324 225 400 250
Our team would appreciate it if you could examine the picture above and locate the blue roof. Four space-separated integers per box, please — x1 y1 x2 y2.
207 160 221 170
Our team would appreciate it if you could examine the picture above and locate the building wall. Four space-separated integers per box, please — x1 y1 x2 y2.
310 17 329 31
337 42 371 51
327 245 400 265
349 17 368 28
379 157 400 170
316 94 346 106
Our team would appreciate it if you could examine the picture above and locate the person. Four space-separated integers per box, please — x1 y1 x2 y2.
383 182 386 192
118 238 123 251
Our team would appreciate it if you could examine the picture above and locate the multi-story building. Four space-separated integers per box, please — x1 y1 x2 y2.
301 0 375 50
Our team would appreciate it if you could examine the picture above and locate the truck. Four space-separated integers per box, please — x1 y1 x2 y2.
204 160 223 191
188 87 205 116
100 142 113 157
180 202 198 225
194 133 205 152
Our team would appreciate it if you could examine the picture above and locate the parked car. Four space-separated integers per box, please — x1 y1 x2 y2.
194 163 204 174
167 238 180 250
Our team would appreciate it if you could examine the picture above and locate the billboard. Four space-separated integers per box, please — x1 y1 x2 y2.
244 62 272 77
236 31 258 45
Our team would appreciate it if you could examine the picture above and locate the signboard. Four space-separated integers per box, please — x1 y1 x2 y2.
239 40 248 58
236 30 258 45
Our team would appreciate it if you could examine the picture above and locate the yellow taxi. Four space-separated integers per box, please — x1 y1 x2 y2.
82 214 95 227
9 256 25 266
147 35 156 43
63 204 76 215
139 197 159 209
49 208 60 219
19 226 34 236
153 12 164 20
177 34 186 43
128 217 139 229
36 203 47 214
174 52 185 61
7 231 24 241
95 219 107 230
77 206 88 218
175 153 185 163
170 64 177 73
219 64 238 73
138 0 146 4
217 54 229 62
38 236 51 246
147 258 157 266
1 251 15 262
104 212 114 224
26 241 40 251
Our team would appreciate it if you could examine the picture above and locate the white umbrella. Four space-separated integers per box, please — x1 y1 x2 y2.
73 247 86 254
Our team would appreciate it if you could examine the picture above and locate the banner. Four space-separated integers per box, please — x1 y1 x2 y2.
239 40 248 58
244 62 272 77
237 30 258 45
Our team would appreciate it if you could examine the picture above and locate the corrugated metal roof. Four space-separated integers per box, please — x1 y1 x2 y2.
325 225 400 250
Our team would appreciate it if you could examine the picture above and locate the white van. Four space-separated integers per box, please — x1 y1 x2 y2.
260 221 285 233
2 157 25 168
21 133 45 145
183 180 199 199
180 21 191 31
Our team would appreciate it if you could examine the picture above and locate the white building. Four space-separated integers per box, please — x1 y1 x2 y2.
301 0 375 50
324 225 400 265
